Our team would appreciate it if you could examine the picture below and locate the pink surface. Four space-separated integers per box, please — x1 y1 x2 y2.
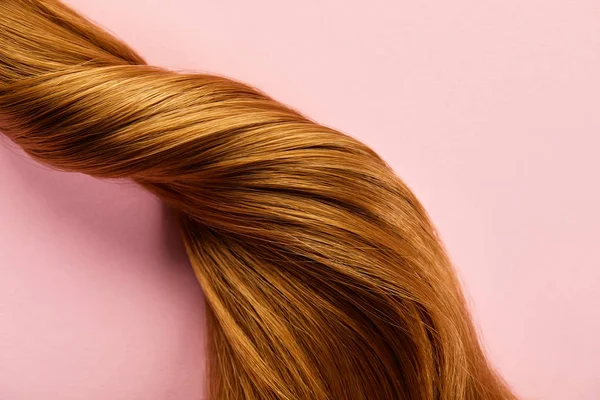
1 0 599 399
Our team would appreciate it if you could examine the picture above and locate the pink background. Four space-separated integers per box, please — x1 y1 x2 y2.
1 0 599 399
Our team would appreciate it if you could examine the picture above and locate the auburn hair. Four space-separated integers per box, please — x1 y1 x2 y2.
0 1 517 399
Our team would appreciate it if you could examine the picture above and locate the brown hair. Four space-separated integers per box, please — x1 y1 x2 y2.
0 1 517 399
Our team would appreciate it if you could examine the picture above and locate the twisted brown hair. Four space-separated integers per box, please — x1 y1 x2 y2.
0 1 518 399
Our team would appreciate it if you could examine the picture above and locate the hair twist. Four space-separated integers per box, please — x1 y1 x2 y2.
0 1 517 399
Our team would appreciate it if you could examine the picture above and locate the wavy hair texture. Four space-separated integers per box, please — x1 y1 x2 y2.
0 1 518 399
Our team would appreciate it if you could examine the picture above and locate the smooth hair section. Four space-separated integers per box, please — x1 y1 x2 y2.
0 1 518 399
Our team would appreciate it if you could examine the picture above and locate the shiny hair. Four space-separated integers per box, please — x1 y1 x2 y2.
0 1 518 399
